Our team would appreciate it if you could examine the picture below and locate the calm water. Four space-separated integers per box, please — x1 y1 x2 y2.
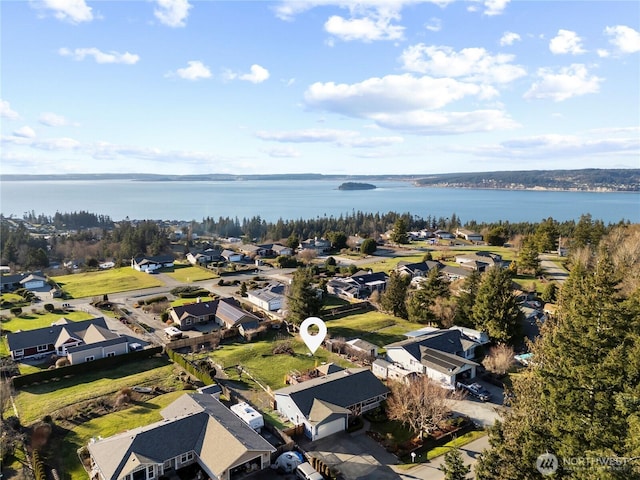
1 180 638 224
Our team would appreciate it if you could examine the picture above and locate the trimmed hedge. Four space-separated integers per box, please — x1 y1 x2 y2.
166 348 215 386
11 347 163 388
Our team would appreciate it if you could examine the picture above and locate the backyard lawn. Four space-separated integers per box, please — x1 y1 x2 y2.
52 267 164 298
206 332 355 390
11 357 181 425
325 310 425 347
1 310 94 333
163 264 218 282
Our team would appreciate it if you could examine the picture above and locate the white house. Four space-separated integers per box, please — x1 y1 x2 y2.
131 255 174 272
274 367 388 441
246 283 285 311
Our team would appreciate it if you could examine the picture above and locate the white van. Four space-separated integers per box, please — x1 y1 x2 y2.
295 462 323 480
164 326 183 340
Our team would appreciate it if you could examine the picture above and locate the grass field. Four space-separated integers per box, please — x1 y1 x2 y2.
326 310 425 347
358 254 425 273
207 332 355 390
11 357 181 425
164 264 218 282
1 310 94 333
171 296 216 307
52 267 164 298
60 390 186 480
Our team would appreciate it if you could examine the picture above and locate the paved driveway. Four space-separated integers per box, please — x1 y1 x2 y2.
302 428 400 480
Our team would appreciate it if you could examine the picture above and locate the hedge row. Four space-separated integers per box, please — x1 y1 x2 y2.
166 348 215 386
11 347 163 388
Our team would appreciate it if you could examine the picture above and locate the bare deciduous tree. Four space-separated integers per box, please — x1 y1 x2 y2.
386 376 459 439
482 344 515 375
296 249 318 265
431 297 457 328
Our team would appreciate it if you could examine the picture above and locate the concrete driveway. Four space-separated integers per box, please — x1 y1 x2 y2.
302 428 400 480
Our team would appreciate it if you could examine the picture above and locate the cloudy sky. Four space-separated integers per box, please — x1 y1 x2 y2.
1 0 639 175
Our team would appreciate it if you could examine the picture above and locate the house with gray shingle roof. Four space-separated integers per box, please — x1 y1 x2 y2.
247 283 285 311
383 329 480 388
274 368 388 440
6 317 128 363
170 298 260 334
88 393 276 480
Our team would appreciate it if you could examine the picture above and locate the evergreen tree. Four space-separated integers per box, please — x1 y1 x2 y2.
454 271 481 327
518 235 540 275
540 282 558 304
440 448 470 480
535 217 559 252
406 287 436 324
390 218 410 244
476 246 640 479
380 272 410 319
472 267 522 344
286 267 322 325
360 238 377 255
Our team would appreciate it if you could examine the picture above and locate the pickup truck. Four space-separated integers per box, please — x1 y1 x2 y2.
456 382 492 402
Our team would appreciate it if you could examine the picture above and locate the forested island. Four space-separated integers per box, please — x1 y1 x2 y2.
338 182 377 190
1 168 638 191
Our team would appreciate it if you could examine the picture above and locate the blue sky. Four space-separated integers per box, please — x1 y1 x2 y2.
1 0 639 175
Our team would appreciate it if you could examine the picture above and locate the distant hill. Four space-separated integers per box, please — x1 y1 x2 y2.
1 169 638 191
338 182 377 190
413 169 640 192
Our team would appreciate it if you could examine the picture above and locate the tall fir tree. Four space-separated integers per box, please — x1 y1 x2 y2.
476 246 640 479
440 448 471 480
381 271 410 319
471 266 522 344
286 267 322 325
454 270 481 327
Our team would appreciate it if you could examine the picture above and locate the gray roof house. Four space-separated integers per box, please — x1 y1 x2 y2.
384 329 481 388
6 317 128 363
88 393 276 480
274 367 388 440
394 261 443 279
246 283 286 311
170 298 260 334
130 255 174 272
1 271 45 292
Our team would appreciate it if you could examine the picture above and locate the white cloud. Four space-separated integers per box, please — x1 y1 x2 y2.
597 49 610 58
483 0 510 16
35 0 94 23
549 29 586 55
239 64 270 84
524 64 602 102
371 109 519 134
305 74 497 115
13 126 36 139
343 136 404 147
499 31 521 46
261 146 301 158
425 17 441 32
257 128 404 147
168 61 212 81
39 112 70 127
324 12 404 42
604 25 640 54
154 0 192 28
0 99 20 120
58 47 140 64
400 45 526 84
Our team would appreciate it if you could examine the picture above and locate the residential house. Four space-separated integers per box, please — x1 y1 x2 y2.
271 244 294 256
6 317 129 363
455 228 484 243
187 249 221 265
274 367 388 441
246 283 286 311
434 230 455 239
1 271 45 292
326 271 388 300
170 298 260 334
88 393 276 480
131 255 174 273
299 237 331 254
455 252 503 272
394 261 443 280
383 329 481 388
221 250 244 263
440 265 473 281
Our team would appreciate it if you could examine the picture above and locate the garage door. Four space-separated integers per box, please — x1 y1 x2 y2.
316 417 346 440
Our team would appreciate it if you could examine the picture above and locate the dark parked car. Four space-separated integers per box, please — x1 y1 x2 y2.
457 382 492 402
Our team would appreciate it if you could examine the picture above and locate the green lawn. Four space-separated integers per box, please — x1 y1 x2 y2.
322 295 351 310
164 264 218 282
325 310 425 347
207 332 355 390
60 390 186 480
171 296 216 307
11 357 180 425
1 310 94 333
52 267 164 298
358 254 425 273
1 292 24 305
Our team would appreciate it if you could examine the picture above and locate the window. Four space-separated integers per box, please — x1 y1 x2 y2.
180 452 194 464
85 356 95 362
14 349 24 358
37 344 48 352
147 465 155 479
106 352 116 358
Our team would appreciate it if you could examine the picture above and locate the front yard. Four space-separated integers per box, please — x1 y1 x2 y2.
326 310 425 347
52 267 164 298
163 264 218 283
0 310 94 333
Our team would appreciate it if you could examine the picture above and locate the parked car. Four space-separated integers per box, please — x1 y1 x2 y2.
457 382 492 402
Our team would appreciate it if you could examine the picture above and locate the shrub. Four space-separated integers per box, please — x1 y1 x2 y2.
10 307 22 316
55 358 70 368
272 340 295 355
